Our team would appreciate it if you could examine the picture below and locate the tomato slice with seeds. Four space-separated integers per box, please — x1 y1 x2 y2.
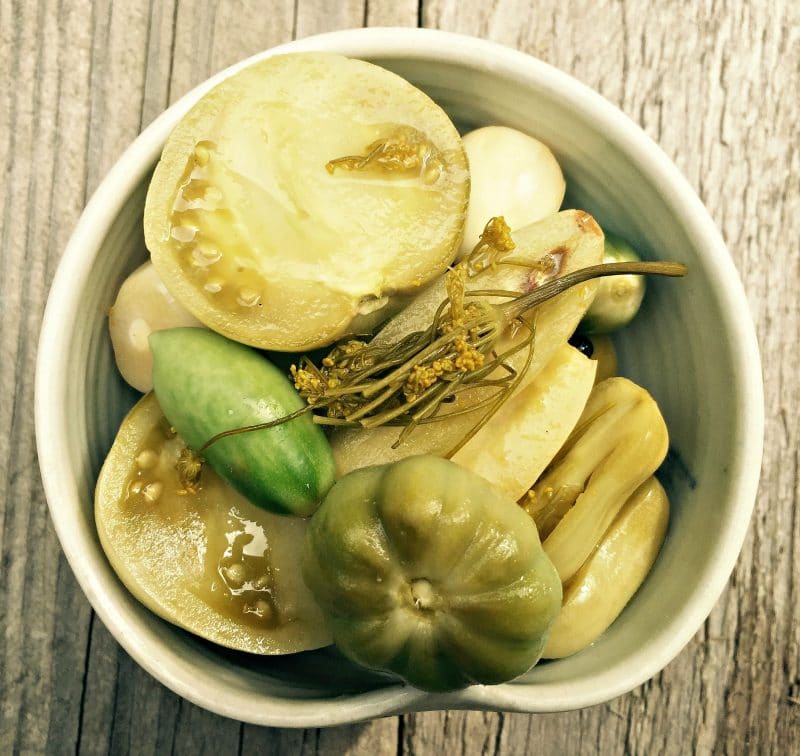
144 52 469 351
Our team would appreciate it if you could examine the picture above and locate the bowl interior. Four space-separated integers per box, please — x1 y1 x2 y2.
38 30 761 725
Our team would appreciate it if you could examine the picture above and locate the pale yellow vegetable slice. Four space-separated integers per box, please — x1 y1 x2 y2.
95 392 332 654
566 333 617 384
524 377 668 583
542 476 669 659
451 344 596 501
331 210 604 475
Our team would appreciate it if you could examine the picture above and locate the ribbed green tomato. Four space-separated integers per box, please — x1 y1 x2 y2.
302 456 562 692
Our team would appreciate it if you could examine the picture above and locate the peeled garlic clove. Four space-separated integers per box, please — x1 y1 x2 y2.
524 377 668 583
108 261 203 392
542 476 669 659
458 126 565 258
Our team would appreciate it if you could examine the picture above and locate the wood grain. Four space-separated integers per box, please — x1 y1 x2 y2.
1 0 797 753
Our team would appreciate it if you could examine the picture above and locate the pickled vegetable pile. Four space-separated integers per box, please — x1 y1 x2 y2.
98 52 685 692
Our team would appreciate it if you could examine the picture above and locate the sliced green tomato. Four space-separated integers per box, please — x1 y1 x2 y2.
580 231 646 334
145 52 469 351
542 476 669 659
95 392 332 655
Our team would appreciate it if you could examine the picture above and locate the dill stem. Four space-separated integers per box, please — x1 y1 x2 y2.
344 383 401 422
445 321 537 458
502 260 687 320
199 404 313 451
202 258 687 451
356 309 498 400
362 376 453 428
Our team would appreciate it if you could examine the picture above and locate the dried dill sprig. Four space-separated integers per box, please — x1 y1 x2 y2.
176 447 204 495
463 216 517 275
325 126 444 184
201 218 687 456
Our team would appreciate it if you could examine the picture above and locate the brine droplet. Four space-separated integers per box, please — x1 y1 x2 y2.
171 225 197 243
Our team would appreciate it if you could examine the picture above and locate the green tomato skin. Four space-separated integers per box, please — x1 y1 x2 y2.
580 231 646 335
150 328 334 516
302 456 563 692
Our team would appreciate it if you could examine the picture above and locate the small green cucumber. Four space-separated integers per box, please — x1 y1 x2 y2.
580 231 646 334
150 328 334 516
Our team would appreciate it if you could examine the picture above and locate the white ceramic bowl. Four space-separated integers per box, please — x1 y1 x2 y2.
35 28 763 726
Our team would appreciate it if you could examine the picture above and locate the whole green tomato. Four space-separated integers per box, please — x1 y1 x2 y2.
302 455 562 692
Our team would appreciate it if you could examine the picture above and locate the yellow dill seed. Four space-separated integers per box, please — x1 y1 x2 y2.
325 127 441 177
453 336 485 372
291 365 323 395
175 447 203 495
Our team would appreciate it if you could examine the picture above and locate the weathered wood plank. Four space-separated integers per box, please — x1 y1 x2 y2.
1 0 99 753
237 4 404 749
402 710 503 755
422 1 800 753
366 0 418 27
73 2 300 753
240 719 401 755
295 0 366 37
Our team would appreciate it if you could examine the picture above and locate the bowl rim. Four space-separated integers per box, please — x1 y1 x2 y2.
35 26 764 726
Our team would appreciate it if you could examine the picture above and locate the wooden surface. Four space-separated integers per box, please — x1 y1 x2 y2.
1 1 798 753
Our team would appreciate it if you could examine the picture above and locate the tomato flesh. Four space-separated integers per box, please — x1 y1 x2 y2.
145 53 469 351
95 393 332 654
